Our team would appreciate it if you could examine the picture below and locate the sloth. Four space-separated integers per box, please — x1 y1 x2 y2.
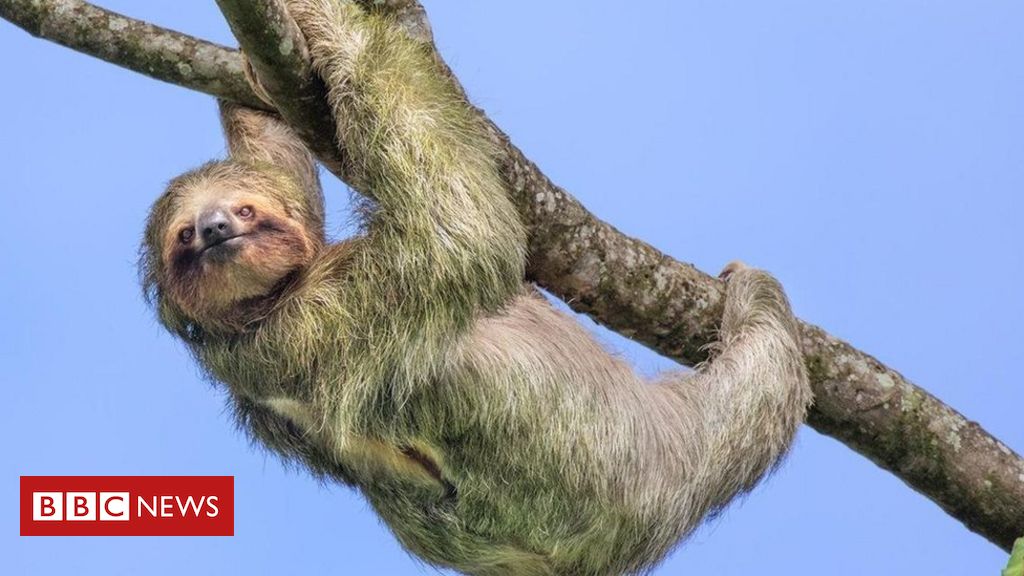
139 1 811 574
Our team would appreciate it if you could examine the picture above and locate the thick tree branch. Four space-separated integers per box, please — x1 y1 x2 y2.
3 0 1022 551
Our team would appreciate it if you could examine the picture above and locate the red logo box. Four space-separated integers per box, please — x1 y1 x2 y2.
20 476 233 536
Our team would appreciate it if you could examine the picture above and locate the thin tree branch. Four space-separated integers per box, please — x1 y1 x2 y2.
3 0 1022 551
0 0 262 108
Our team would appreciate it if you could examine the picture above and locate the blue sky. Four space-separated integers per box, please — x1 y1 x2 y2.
3 1 1022 574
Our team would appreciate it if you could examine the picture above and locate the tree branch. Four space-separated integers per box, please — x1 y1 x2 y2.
0 0 262 108
3 0 1022 551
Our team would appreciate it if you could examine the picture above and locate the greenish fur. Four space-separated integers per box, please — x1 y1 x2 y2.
140 1 812 574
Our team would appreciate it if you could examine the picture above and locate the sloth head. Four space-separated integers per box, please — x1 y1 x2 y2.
141 161 324 336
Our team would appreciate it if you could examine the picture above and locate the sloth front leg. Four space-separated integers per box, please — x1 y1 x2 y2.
275 0 528 405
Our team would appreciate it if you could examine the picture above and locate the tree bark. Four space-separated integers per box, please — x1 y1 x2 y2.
3 0 1022 552
0 0 261 107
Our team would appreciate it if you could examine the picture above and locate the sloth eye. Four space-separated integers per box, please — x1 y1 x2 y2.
238 206 254 218
179 228 194 244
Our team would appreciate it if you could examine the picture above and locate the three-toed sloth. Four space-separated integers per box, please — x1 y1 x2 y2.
140 1 811 574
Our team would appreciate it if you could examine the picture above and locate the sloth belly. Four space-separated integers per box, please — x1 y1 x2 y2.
311 433 550 574
250 395 658 575
353 439 653 576
246 371 653 573
358 468 556 576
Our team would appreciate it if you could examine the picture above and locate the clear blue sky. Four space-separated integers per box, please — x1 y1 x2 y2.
3 1 1022 574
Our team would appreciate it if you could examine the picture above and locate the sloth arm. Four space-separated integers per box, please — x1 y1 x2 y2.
218 100 324 224
278 0 528 405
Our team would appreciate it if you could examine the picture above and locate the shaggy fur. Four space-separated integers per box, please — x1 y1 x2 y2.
140 1 812 574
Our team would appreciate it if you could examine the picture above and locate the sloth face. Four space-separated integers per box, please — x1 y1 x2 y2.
153 174 317 325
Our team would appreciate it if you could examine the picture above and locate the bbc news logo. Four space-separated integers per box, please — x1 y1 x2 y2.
20 476 233 536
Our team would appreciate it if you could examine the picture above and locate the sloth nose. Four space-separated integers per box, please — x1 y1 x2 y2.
198 209 235 243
